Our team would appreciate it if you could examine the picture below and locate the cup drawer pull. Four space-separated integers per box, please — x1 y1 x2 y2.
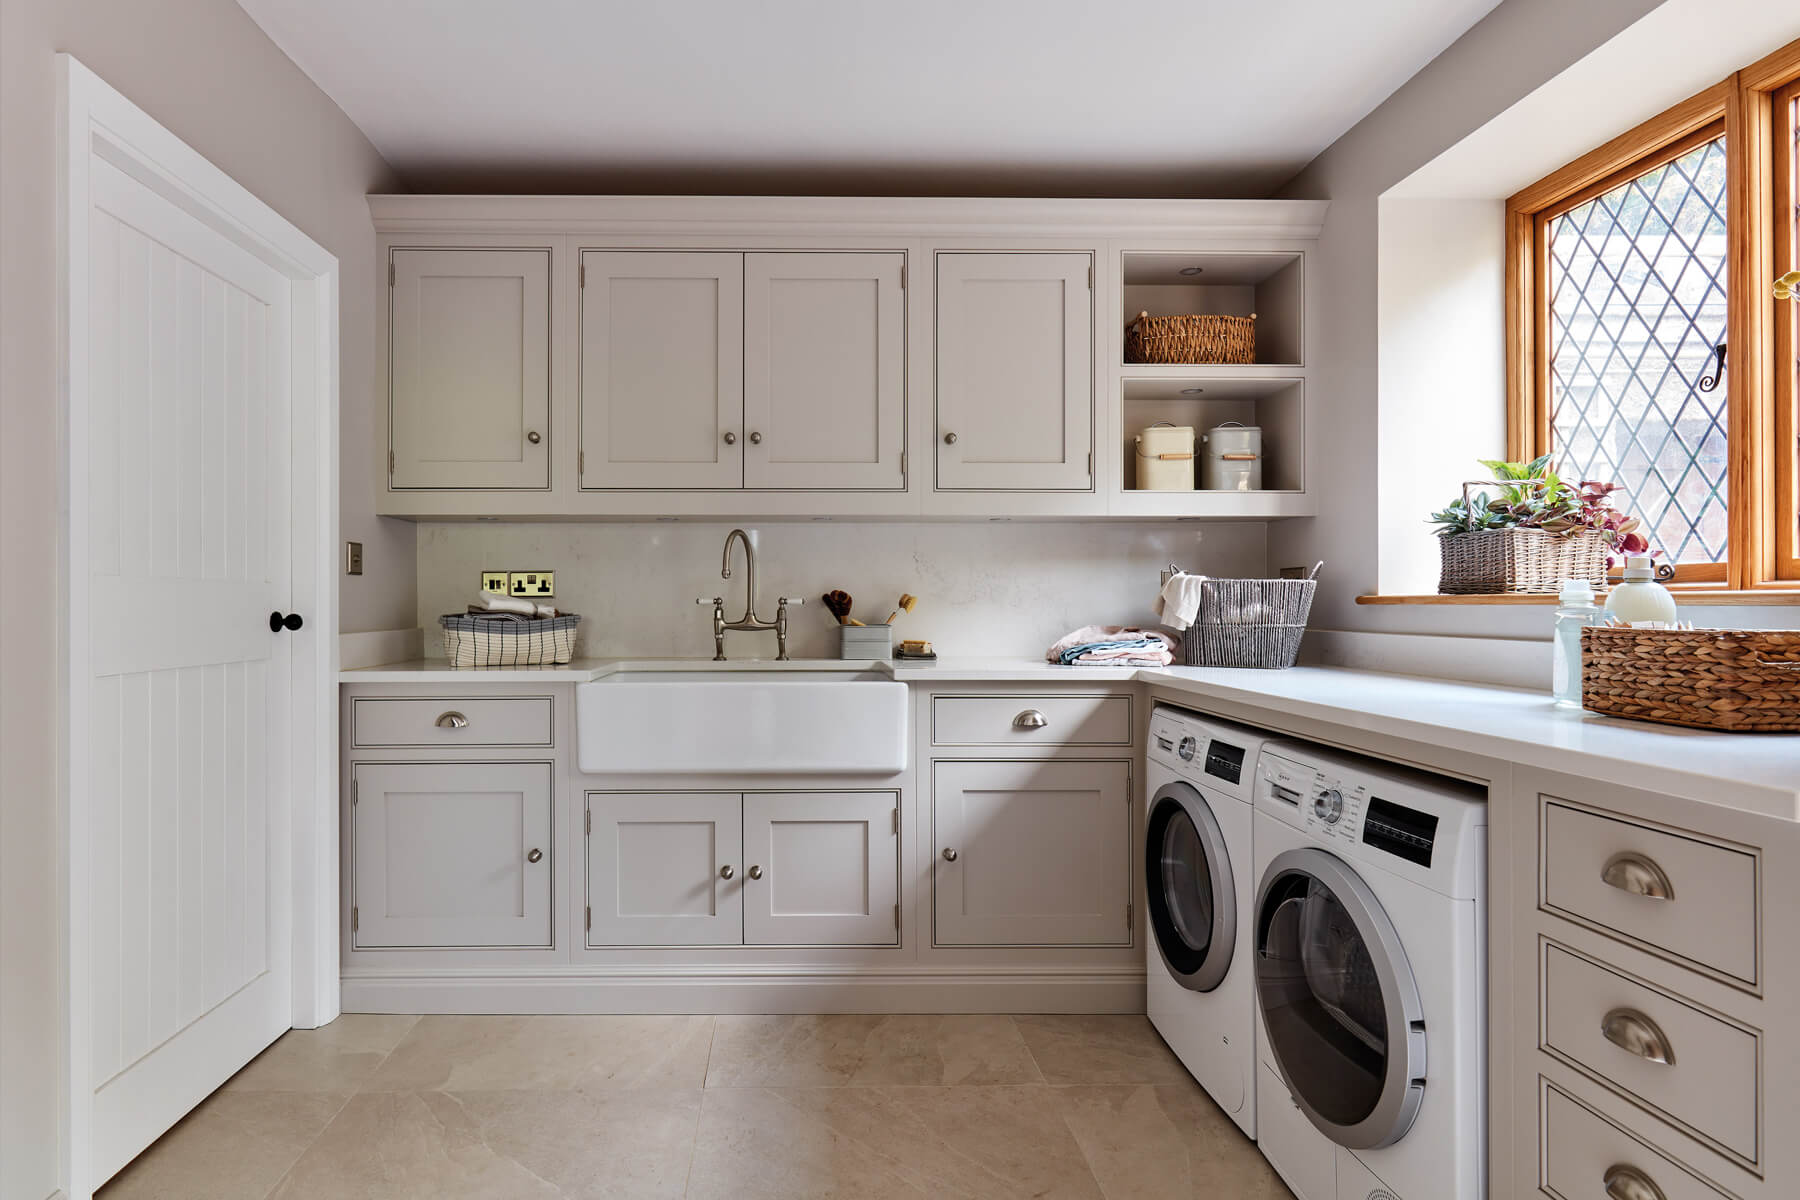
1601 1008 1675 1066
1601 852 1673 901
1013 709 1049 730
1604 1163 1667 1200
435 711 469 730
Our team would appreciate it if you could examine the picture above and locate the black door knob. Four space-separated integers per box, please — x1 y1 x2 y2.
269 611 304 633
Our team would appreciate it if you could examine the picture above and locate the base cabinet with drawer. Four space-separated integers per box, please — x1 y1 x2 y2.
351 761 554 949
586 790 900 948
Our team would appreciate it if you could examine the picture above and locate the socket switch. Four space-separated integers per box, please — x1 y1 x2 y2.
480 570 511 594
509 571 555 598
344 541 364 576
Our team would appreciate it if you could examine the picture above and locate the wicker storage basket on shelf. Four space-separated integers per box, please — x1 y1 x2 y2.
439 614 580 668
1125 310 1255 364
1437 479 1609 594
1580 626 1800 732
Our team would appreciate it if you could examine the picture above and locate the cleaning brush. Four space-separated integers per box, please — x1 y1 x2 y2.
821 590 865 626
885 593 918 625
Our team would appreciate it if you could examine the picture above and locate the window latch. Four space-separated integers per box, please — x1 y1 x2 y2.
1698 340 1726 392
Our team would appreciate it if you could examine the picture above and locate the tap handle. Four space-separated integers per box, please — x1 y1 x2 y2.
696 597 723 607
777 596 805 607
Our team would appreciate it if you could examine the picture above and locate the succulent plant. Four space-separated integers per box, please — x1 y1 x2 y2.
1428 456 1653 567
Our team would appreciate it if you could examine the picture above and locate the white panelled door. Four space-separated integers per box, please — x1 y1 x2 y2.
83 155 297 1184
742 792 900 946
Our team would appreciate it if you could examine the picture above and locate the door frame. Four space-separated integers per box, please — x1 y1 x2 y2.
58 56 340 1198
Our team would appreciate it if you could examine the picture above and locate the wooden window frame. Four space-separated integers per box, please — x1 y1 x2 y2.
1506 40 1800 593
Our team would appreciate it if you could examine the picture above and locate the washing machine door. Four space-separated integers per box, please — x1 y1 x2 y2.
1145 781 1236 992
1254 847 1427 1150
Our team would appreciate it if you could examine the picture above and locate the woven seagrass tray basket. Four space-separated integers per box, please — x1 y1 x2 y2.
1581 625 1800 732
1125 310 1255 364
1438 479 1609 594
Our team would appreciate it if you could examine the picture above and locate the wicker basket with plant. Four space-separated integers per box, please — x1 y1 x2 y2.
1429 456 1653 594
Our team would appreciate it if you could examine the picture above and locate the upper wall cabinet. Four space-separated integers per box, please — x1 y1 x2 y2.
934 252 1093 492
388 248 551 490
744 253 906 491
579 250 905 492
579 251 745 490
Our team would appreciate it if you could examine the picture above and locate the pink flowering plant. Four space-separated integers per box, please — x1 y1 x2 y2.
1428 455 1655 568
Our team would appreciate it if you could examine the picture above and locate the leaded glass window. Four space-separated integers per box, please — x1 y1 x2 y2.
1545 132 1729 566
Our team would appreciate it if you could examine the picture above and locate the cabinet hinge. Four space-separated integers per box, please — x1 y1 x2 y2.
1087 264 1094 289
388 449 395 475
352 779 358 805
891 807 899 835
900 262 907 290
1126 901 1133 929
352 905 359 932
585 809 592 836
579 262 586 289
388 262 395 287
578 449 585 477
585 905 592 932
900 450 906 477
1087 451 1094 478
894 902 900 928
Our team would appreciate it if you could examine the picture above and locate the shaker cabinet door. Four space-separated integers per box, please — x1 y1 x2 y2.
741 792 900 946
585 792 744 946
388 248 552 490
934 252 1093 491
579 251 744 489
743 253 906 490
932 759 1130 946
351 761 554 948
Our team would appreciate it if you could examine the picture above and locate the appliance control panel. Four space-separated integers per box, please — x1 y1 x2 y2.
1258 755 1368 843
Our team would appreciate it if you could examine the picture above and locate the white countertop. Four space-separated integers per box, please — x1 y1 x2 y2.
341 656 1800 820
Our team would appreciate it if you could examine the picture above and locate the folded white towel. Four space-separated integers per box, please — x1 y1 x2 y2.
1154 573 1207 632
475 590 558 619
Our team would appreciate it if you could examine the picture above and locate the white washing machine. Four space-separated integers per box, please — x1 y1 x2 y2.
1144 704 1273 1139
1249 740 1486 1200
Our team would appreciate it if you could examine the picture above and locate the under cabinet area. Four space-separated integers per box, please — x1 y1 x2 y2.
931 758 1132 947
387 247 552 490
585 790 900 948
350 761 554 949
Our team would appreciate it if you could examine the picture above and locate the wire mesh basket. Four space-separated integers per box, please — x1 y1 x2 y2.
439 614 580 668
1184 577 1317 669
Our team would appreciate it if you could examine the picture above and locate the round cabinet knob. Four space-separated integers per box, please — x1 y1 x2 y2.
435 711 469 730
1176 735 1198 762
268 611 303 633
526 848 543 864
1313 788 1344 824
749 431 763 445
943 432 958 445
723 431 738 445
526 430 542 445
719 865 735 880
747 865 764 880
942 847 959 862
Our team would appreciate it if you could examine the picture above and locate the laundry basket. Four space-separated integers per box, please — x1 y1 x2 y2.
1184 577 1317 669
439 614 580 668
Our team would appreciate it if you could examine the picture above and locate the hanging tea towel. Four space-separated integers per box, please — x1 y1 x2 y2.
1154 572 1208 632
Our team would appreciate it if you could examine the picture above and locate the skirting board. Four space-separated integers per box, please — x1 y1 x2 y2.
341 964 1147 1015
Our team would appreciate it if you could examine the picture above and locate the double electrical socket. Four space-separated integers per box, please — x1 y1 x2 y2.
480 570 555 598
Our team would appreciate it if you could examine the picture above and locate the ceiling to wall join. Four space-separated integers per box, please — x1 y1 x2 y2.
235 0 1503 198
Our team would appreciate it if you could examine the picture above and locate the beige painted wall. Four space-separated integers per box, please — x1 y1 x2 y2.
1269 0 1666 642
0 2 406 1192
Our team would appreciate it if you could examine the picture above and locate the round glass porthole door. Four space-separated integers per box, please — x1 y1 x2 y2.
1254 847 1427 1150
1145 782 1235 992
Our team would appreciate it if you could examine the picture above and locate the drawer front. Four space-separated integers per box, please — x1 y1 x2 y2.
931 694 1131 747
1542 942 1759 1167
1540 1079 1730 1200
352 696 554 748
1541 798 1758 986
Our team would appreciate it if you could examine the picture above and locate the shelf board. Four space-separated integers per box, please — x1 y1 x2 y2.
1121 376 1303 403
1119 362 1304 378
1110 489 1313 519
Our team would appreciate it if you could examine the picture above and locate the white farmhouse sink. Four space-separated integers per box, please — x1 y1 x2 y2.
576 667 908 775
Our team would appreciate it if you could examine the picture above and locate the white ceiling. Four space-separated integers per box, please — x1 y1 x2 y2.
237 0 1504 197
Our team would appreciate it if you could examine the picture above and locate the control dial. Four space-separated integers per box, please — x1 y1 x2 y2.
1312 787 1345 824
1177 735 1199 763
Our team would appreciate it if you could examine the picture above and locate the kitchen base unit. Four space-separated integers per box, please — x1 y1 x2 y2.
337 677 1145 1015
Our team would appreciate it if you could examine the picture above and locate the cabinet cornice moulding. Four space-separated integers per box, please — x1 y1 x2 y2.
366 194 1328 240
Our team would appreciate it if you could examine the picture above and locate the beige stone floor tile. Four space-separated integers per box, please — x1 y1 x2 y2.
225 1013 420 1093
1054 1081 1294 1199
364 1014 714 1092
706 1014 1044 1088
687 1085 1105 1200
437 1087 701 1198
1012 1014 1193 1086
97 1089 350 1200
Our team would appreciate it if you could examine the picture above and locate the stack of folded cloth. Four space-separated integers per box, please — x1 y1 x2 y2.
465 590 560 622
1046 624 1178 667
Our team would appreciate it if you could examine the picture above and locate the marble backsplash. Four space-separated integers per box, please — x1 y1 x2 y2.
415 521 1269 660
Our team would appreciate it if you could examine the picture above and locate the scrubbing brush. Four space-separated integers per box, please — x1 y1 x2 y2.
821 590 865 626
885 593 918 625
